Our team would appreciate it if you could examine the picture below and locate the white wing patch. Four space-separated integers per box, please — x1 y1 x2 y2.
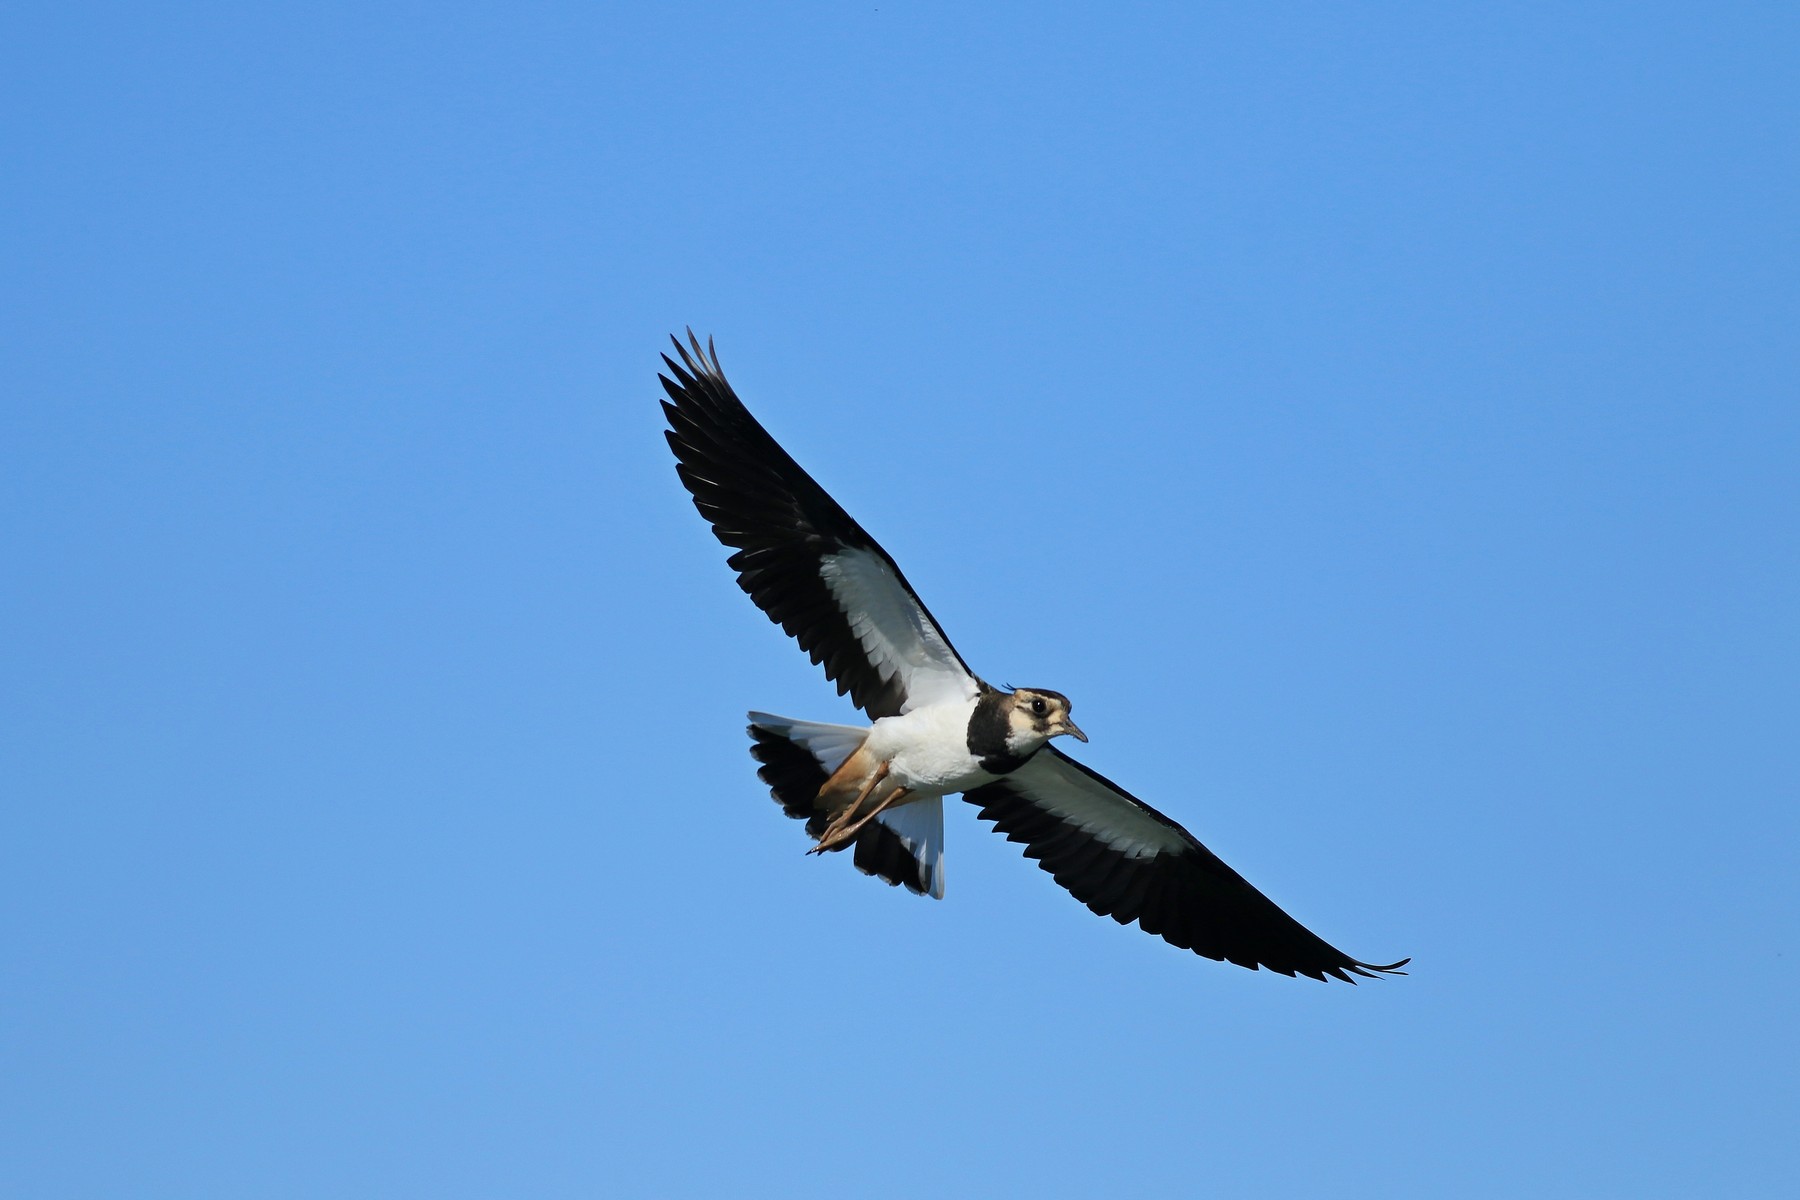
1004 753 1194 859
876 797 946 899
819 547 978 714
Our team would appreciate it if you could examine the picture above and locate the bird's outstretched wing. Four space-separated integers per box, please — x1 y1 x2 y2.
661 332 982 719
965 747 1409 982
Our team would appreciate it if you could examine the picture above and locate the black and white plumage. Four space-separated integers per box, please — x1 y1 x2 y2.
660 332 1407 983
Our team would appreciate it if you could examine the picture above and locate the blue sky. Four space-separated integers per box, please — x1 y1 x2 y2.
5 3 1797 1196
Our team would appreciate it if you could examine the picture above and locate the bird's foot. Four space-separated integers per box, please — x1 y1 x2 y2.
806 830 854 855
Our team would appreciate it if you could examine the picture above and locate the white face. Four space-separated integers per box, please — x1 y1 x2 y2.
1004 688 1087 753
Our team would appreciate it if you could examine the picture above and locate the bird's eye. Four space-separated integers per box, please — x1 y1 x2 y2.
1031 698 1047 716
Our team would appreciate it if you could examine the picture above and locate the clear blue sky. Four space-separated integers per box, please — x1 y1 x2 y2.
5 4 1796 1196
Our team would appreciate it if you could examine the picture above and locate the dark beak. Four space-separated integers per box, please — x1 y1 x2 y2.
1055 719 1088 743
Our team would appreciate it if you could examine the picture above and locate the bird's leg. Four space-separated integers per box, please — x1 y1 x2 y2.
817 786 913 850
808 761 890 854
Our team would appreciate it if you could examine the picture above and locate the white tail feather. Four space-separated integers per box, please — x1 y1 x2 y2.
876 797 945 899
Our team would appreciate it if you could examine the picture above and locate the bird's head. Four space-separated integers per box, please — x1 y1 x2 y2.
1004 687 1087 753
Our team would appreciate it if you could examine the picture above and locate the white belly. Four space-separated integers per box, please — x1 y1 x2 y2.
862 697 994 796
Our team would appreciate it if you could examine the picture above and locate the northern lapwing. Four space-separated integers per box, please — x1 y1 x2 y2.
660 332 1407 982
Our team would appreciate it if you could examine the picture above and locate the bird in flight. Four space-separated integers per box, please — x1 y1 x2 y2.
660 332 1407 982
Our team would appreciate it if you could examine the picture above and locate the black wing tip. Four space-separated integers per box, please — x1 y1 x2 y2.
658 331 728 413
667 328 723 379
1203 955 1408 985
1314 955 1411 985
1187 952 1409 984
1360 955 1412 976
